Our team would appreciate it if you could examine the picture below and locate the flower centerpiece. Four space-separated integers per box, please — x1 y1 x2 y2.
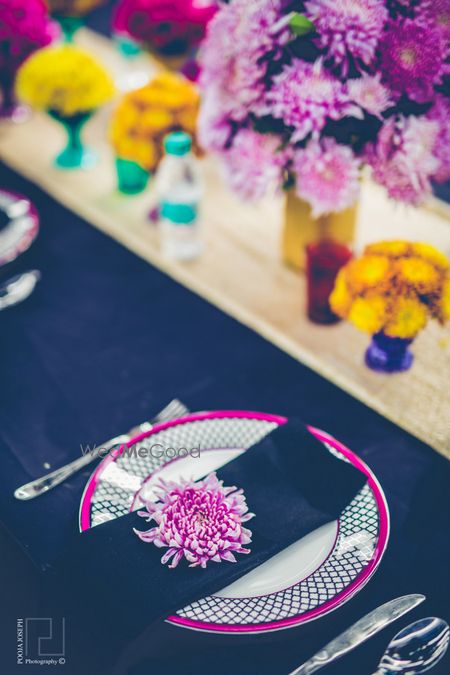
198 0 450 268
47 0 107 42
110 71 201 194
330 241 450 373
0 0 59 121
16 45 114 169
134 473 254 569
112 0 217 69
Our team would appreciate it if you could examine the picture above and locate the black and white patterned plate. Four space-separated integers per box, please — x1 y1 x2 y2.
79 411 389 633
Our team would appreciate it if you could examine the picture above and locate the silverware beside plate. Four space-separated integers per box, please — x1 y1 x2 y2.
289 595 426 675
0 270 40 311
372 616 449 674
14 398 189 500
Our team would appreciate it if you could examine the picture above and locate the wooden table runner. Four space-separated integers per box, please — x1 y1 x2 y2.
1 29 449 458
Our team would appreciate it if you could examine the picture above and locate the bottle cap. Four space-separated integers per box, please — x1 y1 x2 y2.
164 131 192 156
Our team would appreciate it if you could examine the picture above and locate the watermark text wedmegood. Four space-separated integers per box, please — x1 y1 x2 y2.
80 442 201 460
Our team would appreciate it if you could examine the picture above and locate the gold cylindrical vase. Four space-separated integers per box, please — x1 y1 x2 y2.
282 190 358 270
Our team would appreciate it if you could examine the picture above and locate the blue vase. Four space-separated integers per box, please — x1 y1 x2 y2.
365 332 414 373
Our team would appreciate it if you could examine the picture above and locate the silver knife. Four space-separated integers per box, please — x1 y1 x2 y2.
289 594 425 675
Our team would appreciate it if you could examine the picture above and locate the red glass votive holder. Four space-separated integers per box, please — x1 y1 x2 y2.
306 240 352 325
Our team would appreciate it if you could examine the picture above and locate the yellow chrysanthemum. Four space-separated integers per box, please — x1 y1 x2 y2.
48 0 105 17
384 297 428 339
347 255 392 293
411 243 450 271
329 270 352 317
348 295 388 334
16 45 114 117
439 278 450 322
109 73 200 171
397 257 441 294
365 241 411 258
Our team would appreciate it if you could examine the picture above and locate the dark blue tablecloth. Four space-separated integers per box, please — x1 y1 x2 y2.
0 9 449 672
0 158 449 675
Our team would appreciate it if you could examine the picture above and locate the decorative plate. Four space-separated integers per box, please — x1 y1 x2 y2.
79 411 389 634
0 189 39 268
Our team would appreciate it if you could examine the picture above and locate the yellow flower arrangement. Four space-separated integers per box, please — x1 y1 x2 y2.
109 72 201 172
330 241 450 339
16 45 114 117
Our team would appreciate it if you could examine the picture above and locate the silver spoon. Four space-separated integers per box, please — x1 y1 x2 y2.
0 270 41 311
373 617 449 674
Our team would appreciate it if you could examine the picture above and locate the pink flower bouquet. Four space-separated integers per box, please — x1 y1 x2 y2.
112 0 217 58
0 0 58 118
198 0 450 216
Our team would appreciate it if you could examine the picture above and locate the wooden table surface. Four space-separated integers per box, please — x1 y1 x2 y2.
1 29 449 458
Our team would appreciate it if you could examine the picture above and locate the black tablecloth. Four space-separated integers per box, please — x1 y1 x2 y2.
0 155 449 675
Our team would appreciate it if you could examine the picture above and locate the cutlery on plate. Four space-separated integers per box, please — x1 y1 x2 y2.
14 398 190 501
372 617 449 674
289 594 426 675
0 270 40 311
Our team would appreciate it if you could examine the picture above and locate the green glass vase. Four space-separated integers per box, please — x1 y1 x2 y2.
56 15 84 43
49 110 97 170
115 158 150 195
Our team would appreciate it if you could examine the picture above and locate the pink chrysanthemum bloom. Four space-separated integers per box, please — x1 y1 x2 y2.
264 59 362 143
304 0 388 76
293 138 361 217
347 73 393 119
199 0 289 122
418 0 450 42
134 472 254 569
367 115 440 205
221 128 287 201
197 90 232 152
427 95 450 184
379 19 448 103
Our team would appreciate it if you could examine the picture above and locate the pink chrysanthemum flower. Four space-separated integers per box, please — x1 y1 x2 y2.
221 128 287 201
418 0 450 42
199 0 289 122
348 73 393 119
379 19 448 103
304 0 388 76
264 59 362 143
367 115 440 205
293 138 361 217
134 473 254 569
427 95 450 184
197 90 232 152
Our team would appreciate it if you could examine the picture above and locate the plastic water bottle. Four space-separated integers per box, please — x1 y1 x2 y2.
157 132 202 261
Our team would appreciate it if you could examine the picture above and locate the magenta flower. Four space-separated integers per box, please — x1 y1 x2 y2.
199 0 290 122
0 0 58 73
220 129 287 201
417 0 450 42
264 59 363 143
367 115 439 205
305 0 388 76
348 73 393 119
134 473 254 569
197 91 232 153
293 138 361 217
427 95 450 184
379 19 448 103
113 0 217 54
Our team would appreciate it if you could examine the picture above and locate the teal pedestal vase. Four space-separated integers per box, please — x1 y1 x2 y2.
56 15 84 43
115 158 150 195
49 110 96 170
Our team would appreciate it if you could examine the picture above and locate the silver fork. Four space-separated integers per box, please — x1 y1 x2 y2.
14 399 190 501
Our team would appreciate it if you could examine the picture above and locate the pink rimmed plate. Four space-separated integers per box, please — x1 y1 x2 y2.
0 189 39 268
79 411 389 634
